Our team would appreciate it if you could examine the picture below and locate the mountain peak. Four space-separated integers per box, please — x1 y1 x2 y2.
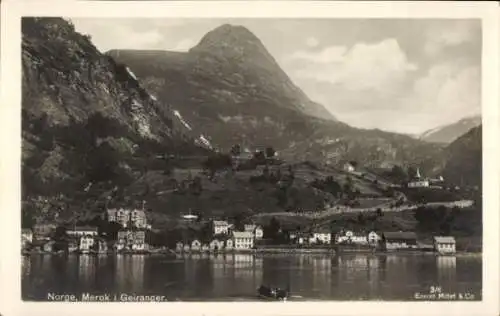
190 24 268 57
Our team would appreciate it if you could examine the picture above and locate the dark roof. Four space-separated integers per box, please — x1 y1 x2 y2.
383 232 417 240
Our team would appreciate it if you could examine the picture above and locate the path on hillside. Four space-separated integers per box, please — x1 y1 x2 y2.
251 199 475 221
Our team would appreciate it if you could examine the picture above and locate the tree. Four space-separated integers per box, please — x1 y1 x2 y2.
233 212 246 232
253 151 266 164
265 147 276 158
54 226 68 241
103 221 123 241
192 210 203 222
264 217 281 242
262 165 270 177
349 161 358 168
199 222 213 244
203 153 233 174
407 166 418 180
190 176 203 196
357 213 365 224
21 207 35 229
376 208 383 217
390 165 408 182
230 144 241 157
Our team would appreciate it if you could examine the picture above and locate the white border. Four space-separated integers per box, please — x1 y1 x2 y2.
1 1 499 316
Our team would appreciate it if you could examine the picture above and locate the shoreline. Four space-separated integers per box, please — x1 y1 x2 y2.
22 248 482 257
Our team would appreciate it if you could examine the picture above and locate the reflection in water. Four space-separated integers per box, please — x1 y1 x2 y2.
22 256 31 276
115 255 145 292
22 253 482 301
312 257 331 297
78 255 96 288
436 256 457 290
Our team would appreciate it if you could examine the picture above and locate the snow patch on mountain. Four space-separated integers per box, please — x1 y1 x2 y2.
126 67 138 81
173 110 192 131
199 134 212 149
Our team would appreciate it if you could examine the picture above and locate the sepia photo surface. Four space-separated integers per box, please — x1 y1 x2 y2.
1 1 499 316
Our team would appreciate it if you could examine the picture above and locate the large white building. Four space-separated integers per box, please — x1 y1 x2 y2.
79 236 95 253
233 231 254 249
336 230 368 245
107 208 148 229
309 230 332 244
213 220 230 235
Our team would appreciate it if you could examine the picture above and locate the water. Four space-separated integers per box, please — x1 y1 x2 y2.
22 253 482 301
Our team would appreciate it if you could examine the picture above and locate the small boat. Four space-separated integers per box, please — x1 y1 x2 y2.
257 285 289 301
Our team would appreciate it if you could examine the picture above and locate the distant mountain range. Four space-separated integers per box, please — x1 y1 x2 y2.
419 115 481 144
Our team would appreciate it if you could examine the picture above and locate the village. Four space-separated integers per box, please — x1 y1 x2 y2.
21 204 458 256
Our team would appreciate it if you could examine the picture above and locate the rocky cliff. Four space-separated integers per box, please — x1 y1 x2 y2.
21 17 209 220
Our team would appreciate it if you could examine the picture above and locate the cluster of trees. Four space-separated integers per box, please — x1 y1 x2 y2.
262 217 289 244
310 176 360 200
202 153 233 177
413 205 457 234
387 165 420 184
173 176 203 196
230 144 276 159
250 165 295 185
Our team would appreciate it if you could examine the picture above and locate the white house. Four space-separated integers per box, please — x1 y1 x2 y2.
233 231 254 249
368 231 381 245
408 180 430 188
309 229 331 244
434 236 456 254
79 235 95 253
130 209 148 229
336 230 368 245
244 224 264 240
225 239 234 250
209 239 224 251
343 162 355 173
191 240 201 251
213 220 230 235
175 242 184 252
255 226 264 239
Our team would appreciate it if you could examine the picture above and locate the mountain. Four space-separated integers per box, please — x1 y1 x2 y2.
441 125 482 187
22 18 355 227
22 19 463 230
108 24 441 167
21 17 211 221
419 115 481 144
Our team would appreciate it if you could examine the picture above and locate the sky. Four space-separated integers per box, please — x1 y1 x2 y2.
72 18 481 135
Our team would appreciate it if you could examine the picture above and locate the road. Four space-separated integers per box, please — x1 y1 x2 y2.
251 199 475 220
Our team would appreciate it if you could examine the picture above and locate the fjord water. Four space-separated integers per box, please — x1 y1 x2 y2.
22 253 481 301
